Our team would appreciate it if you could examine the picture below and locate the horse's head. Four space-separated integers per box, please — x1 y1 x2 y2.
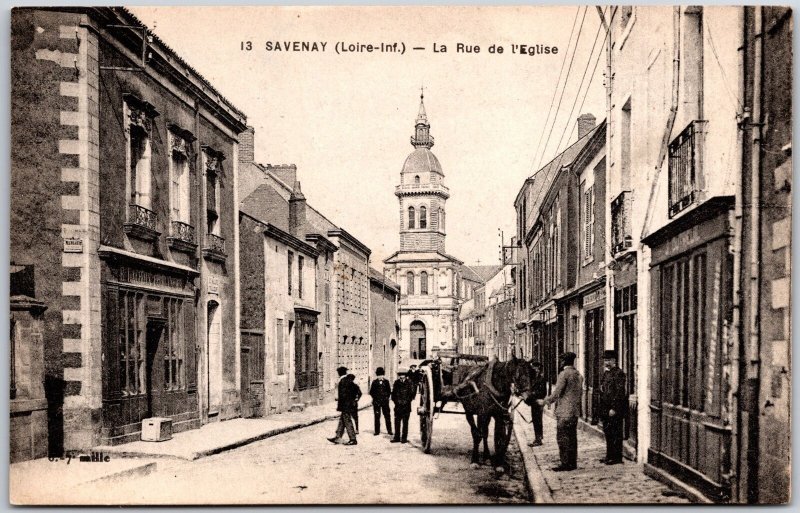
507 356 533 403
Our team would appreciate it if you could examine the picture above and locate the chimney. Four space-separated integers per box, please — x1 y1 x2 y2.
289 181 307 237
239 126 255 164
266 164 297 188
577 114 596 139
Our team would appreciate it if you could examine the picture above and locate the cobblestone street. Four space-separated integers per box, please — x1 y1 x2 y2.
516 409 692 504
58 404 529 505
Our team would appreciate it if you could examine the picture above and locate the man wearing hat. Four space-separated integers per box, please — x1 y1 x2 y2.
599 349 628 465
525 360 548 446
390 368 415 443
369 367 393 436
538 352 583 471
328 366 358 445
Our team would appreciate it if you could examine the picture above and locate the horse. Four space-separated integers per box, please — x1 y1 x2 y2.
453 356 532 474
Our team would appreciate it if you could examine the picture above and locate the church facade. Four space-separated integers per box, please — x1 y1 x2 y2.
384 94 465 360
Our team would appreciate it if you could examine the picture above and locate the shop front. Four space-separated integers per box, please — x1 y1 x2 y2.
99 251 199 445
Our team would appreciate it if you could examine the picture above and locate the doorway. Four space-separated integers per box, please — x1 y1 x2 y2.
410 321 426 359
145 319 166 418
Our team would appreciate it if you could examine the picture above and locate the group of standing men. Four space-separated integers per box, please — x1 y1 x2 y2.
525 350 628 471
328 365 417 446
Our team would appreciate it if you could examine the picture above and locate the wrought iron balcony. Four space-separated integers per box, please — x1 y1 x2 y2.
668 120 707 218
167 220 197 253
611 191 633 256
124 204 160 241
202 233 226 262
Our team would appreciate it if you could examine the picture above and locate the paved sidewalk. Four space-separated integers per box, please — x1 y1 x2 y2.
513 408 691 504
94 399 372 460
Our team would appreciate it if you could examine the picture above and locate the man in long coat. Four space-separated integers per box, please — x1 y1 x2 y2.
369 367 393 436
526 360 548 446
599 349 628 465
390 368 415 443
539 352 583 471
328 366 358 445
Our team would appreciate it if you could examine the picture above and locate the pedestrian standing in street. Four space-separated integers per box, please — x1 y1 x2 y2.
369 367 393 436
526 360 548 447
390 368 415 444
538 352 584 471
328 366 358 446
408 364 420 396
346 374 363 434
599 349 628 465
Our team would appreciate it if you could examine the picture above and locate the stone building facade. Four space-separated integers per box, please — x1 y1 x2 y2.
384 94 465 360
369 268 401 381
10 7 246 452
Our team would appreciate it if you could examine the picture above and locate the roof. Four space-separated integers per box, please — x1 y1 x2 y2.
240 184 290 232
368 267 401 293
465 264 504 283
384 250 463 265
458 299 475 320
402 148 443 176
458 265 483 283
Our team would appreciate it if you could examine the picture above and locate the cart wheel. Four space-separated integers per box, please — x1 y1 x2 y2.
418 370 434 453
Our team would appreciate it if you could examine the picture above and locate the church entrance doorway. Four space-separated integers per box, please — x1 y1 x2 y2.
410 321 426 359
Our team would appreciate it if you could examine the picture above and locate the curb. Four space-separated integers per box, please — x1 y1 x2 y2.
513 409 555 504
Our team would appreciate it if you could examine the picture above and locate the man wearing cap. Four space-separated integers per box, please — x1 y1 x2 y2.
538 352 583 471
328 366 358 445
390 368 415 443
599 349 628 465
369 367 393 436
525 360 548 447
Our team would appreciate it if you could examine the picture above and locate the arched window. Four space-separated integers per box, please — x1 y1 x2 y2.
406 271 415 295
408 206 415 229
420 206 427 229
420 271 429 295
440 209 445 231
414 175 420 184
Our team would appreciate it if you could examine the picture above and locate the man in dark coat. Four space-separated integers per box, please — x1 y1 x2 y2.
369 367 393 436
346 374 363 434
390 368 415 443
525 360 548 446
328 366 357 445
599 349 628 465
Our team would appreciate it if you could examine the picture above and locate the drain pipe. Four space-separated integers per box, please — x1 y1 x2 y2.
640 7 681 241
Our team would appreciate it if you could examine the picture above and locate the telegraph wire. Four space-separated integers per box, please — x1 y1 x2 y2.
532 5 588 174
529 6 581 178
524 7 608 219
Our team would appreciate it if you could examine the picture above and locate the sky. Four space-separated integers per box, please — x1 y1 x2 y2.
129 5 606 265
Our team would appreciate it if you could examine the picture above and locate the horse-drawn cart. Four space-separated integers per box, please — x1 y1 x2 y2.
413 352 494 454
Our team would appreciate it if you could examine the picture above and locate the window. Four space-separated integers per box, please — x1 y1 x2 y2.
204 150 221 235
420 271 429 295
414 175 420 184
164 298 185 391
420 206 427 229
276 319 285 375
406 271 415 295
584 185 595 260
169 131 191 224
408 206 415 229
119 290 145 395
288 251 294 295
621 99 632 190
440 208 445 231
298 255 304 299
129 125 152 210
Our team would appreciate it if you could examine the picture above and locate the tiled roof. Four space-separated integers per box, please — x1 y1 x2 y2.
466 264 504 283
240 184 289 232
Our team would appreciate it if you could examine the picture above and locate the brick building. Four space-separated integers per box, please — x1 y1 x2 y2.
10 7 247 453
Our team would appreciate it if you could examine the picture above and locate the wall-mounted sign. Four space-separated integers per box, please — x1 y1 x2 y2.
63 237 83 253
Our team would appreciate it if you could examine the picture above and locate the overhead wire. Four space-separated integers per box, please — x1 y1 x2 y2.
532 6 589 174
528 6 581 178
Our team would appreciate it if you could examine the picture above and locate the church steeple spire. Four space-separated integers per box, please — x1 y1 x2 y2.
411 88 434 149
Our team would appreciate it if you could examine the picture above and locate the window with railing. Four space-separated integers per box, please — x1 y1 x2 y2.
611 191 633 255
668 120 706 217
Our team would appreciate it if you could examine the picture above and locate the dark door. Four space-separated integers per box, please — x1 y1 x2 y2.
584 307 604 423
240 331 265 418
410 321 426 359
145 320 165 418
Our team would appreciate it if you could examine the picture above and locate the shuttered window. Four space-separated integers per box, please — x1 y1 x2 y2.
584 186 595 261
276 319 285 375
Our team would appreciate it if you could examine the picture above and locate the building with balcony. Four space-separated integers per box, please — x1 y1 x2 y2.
10 7 247 452
603 5 791 503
